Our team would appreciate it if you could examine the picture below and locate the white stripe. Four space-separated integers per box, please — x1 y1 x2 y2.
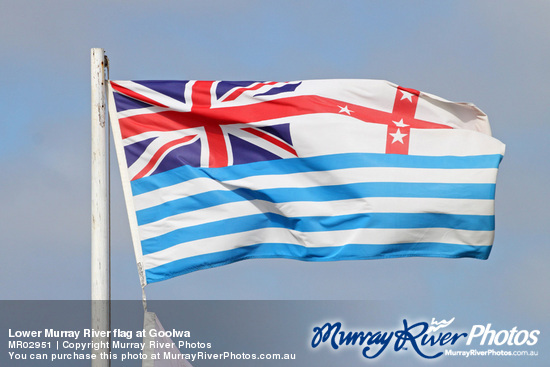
138 197 495 241
142 227 494 270
184 80 195 109
216 81 262 101
292 79 396 114
409 129 506 156
122 127 204 146
223 124 297 159
113 80 191 112
210 82 292 108
133 166 499 211
130 136 201 180
127 129 201 179
117 106 171 118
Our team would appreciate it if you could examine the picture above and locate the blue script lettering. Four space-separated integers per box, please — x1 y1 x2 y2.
361 331 394 359
422 329 467 346
311 322 392 358
311 319 467 359
394 320 442 358
311 322 342 349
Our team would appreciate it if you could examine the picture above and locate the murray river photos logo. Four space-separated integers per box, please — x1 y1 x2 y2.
311 318 540 359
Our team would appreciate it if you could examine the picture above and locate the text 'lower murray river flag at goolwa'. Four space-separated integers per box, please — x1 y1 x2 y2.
107 79 505 285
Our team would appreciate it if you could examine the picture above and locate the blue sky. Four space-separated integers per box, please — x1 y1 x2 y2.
1 1 548 365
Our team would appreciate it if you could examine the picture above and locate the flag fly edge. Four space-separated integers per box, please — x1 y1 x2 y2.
108 83 147 287
108 78 505 285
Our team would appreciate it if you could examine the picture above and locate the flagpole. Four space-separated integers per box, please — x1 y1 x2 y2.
91 47 111 367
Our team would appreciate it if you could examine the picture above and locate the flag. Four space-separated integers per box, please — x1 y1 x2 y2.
142 312 193 367
108 79 505 285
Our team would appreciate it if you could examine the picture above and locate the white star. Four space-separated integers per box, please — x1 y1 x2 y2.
392 119 409 127
389 128 408 144
400 90 414 102
338 105 353 115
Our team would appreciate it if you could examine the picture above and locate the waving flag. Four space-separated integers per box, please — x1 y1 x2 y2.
108 79 505 285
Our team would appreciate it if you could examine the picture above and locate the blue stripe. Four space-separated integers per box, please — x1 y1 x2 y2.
144 242 492 284
113 92 152 112
254 81 302 97
141 212 494 255
136 182 495 226
131 153 504 196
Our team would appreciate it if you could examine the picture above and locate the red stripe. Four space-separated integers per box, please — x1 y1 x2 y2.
118 112 192 140
204 124 228 168
132 135 196 180
385 87 415 154
191 81 214 109
190 81 229 167
110 81 168 108
117 86 453 162
223 82 278 102
242 127 297 156
118 94 416 139
385 127 410 155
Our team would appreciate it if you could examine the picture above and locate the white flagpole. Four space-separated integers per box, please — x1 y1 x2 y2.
91 47 111 367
